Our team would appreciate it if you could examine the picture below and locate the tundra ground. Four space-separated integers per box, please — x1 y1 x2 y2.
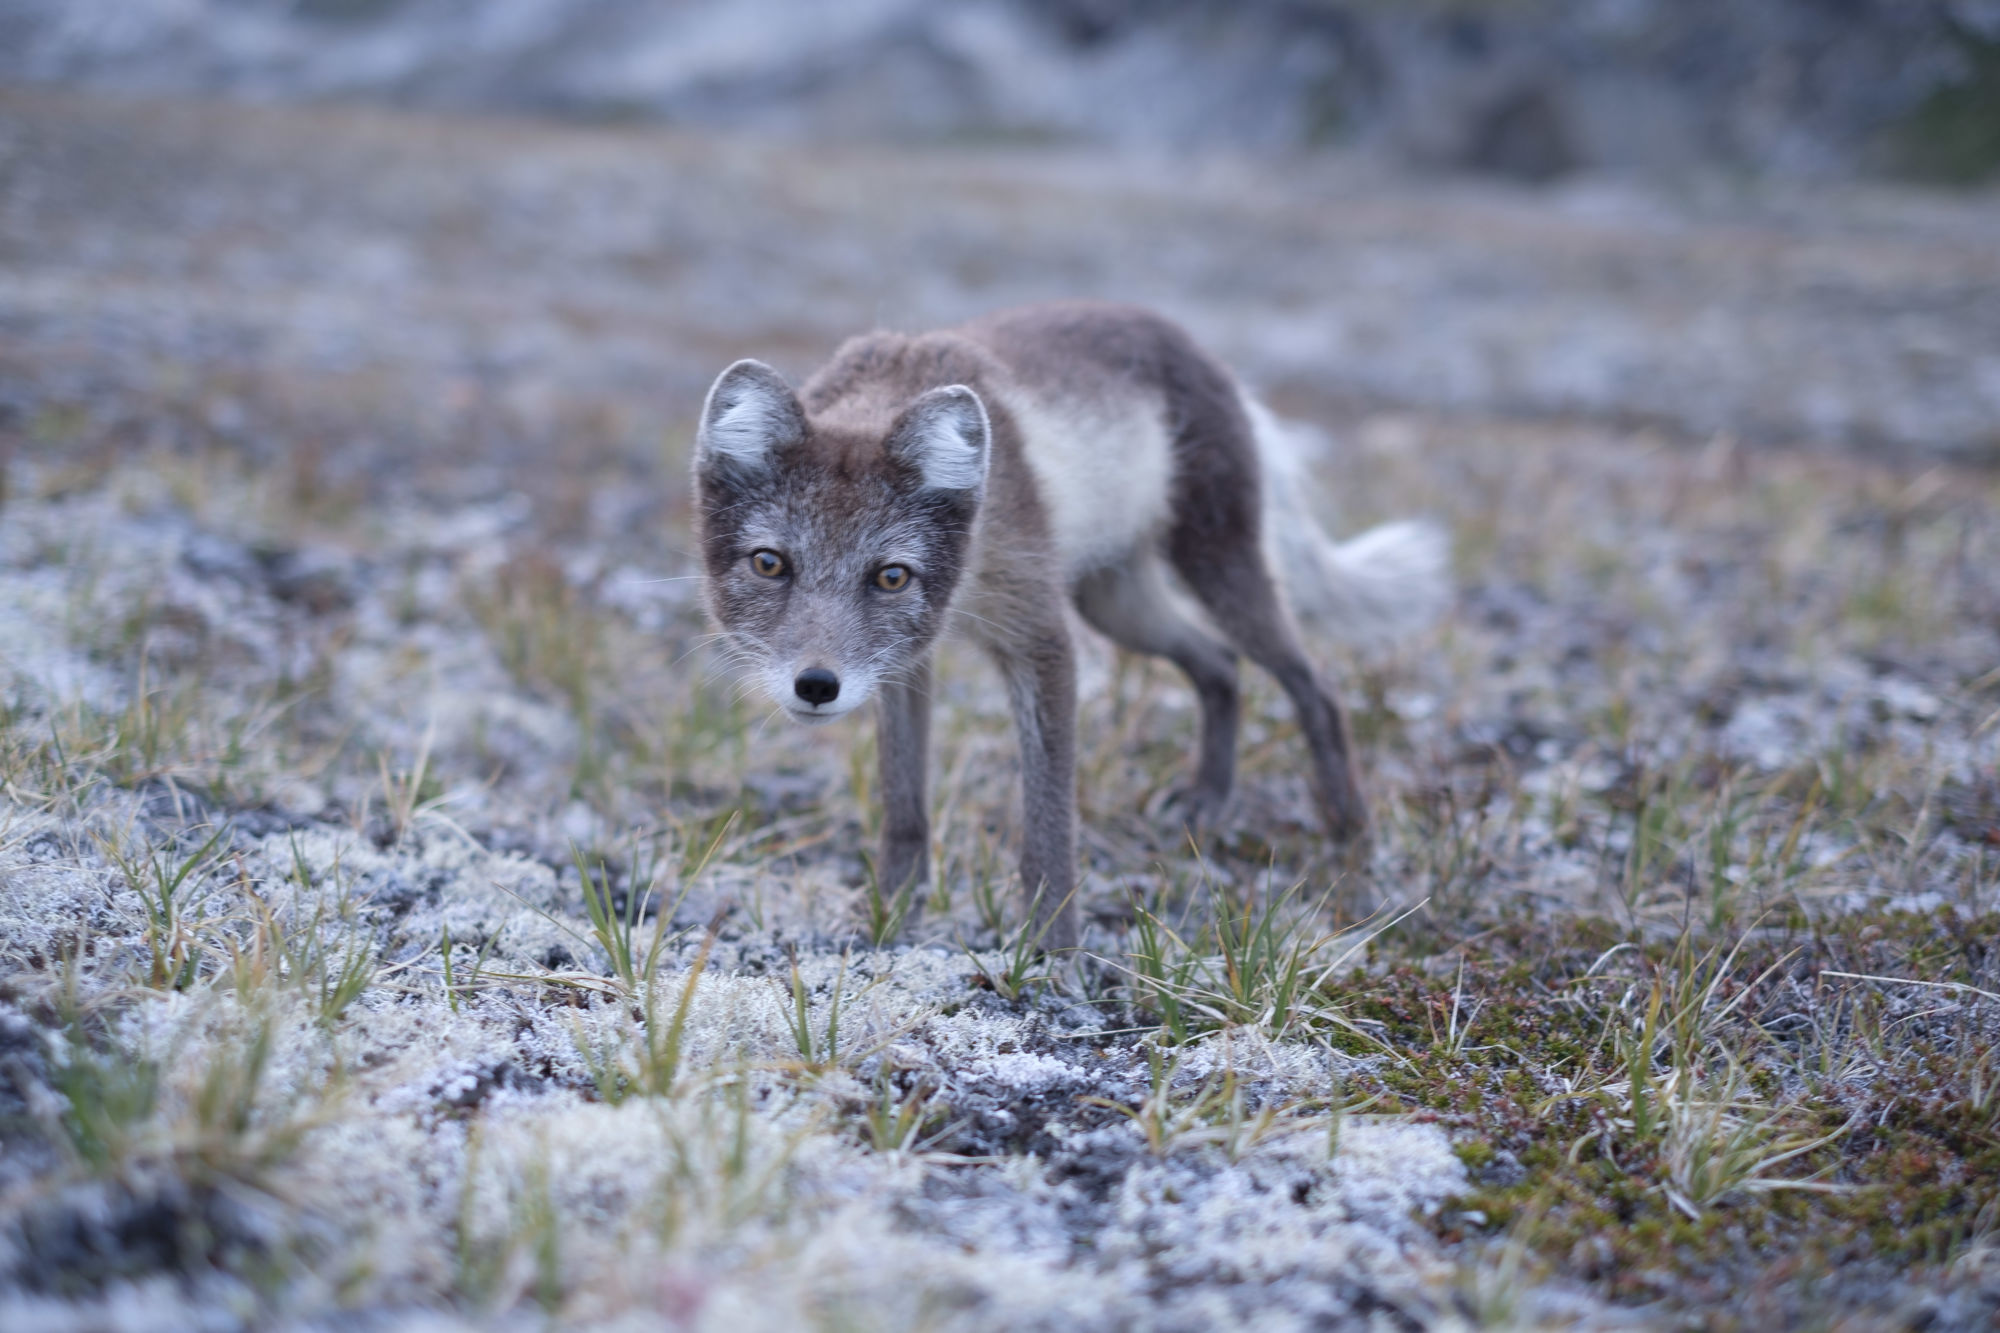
2 90 1998 1330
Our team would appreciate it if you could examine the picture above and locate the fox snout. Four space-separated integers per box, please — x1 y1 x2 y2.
768 653 868 724
735 586 914 724
792 666 841 708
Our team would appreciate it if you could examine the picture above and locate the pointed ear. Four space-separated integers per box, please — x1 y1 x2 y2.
696 359 805 476
885 386 990 494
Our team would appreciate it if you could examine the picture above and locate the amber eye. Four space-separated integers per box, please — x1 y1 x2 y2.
749 550 787 578
874 565 911 592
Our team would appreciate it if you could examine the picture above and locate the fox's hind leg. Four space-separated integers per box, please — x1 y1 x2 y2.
1073 551 1240 828
1165 526 1369 841
1171 542 1368 839
1136 317 1367 841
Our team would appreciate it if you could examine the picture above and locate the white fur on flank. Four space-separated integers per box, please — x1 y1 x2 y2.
1009 387 1176 576
1245 397 1451 646
699 360 796 467
902 386 991 492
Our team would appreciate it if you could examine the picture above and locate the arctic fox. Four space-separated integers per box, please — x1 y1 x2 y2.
693 302 1447 948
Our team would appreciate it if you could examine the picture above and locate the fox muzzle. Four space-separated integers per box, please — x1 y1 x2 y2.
793 667 841 707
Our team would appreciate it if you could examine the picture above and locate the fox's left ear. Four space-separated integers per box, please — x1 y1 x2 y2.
696 359 806 477
886 386 990 494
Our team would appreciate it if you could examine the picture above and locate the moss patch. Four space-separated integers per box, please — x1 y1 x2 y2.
1319 913 2000 1320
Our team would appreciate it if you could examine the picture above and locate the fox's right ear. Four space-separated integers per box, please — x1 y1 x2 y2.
885 385 990 495
695 360 805 477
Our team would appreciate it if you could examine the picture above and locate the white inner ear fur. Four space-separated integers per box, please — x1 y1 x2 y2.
699 361 800 469
901 386 990 492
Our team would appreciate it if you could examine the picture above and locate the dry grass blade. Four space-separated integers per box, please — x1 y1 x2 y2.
1819 970 2000 1005
1657 1062 1859 1219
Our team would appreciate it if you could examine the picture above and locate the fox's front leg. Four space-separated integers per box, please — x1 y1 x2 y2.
875 654 933 901
991 617 1079 951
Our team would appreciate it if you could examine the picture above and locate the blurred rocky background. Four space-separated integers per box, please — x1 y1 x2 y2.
4 0 1999 184
3 0 2000 487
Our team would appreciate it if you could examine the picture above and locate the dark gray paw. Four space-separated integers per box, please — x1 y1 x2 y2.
1158 783 1231 834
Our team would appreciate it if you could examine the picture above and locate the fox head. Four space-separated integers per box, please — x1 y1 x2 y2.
692 359 990 724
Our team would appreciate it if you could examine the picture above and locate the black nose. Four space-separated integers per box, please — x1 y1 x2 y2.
794 667 840 706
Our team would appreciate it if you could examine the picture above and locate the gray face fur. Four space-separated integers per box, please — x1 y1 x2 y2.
693 359 989 724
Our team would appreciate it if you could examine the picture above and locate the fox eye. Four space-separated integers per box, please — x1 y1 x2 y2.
874 565 911 592
749 550 787 579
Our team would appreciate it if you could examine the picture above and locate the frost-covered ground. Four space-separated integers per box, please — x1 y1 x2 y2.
0 463 1510 1331
2 89 1999 1330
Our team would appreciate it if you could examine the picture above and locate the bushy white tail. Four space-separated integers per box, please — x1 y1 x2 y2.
1247 400 1452 647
